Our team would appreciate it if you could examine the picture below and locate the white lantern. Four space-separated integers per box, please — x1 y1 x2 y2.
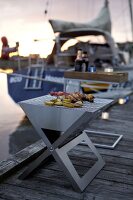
118 98 126 105
104 67 114 73
101 112 109 119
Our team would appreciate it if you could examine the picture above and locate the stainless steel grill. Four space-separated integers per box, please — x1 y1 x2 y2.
18 95 114 192
22 95 113 112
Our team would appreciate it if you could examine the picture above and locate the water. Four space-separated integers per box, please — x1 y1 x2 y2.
0 73 39 161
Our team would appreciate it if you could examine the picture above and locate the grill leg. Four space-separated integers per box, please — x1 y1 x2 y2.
19 148 51 180
51 132 105 192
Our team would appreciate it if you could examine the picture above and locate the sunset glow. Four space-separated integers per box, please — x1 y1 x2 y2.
0 21 55 58
0 0 132 58
0 68 13 74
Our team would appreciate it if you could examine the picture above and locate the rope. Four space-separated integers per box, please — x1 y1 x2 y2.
44 0 49 19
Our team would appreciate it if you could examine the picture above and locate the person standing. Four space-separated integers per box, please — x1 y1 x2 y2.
1 36 19 60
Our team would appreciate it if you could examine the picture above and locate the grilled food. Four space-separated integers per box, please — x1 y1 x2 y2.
45 101 54 106
63 102 75 108
45 92 95 107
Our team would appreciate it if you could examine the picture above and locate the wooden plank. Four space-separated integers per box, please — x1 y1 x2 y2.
84 191 133 200
32 169 133 200
71 144 133 160
0 94 133 199
33 156 133 186
87 119 133 137
0 140 45 181
64 71 128 83
85 177 133 199
91 178 133 194
86 178 133 199
0 94 132 180
4 174 83 200
0 183 76 200
44 154 133 176
4 172 133 200
4 159 133 200
68 148 133 167
30 165 133 199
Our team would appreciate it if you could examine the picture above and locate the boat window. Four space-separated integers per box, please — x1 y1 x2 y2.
76 35 106 44
61 35 107 53
61 39 78 52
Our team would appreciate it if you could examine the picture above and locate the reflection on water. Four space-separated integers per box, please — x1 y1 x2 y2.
0 73 40 161
9 116 40 155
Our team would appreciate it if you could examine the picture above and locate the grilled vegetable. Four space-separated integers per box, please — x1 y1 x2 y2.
45 101 54 106
63 102 75 108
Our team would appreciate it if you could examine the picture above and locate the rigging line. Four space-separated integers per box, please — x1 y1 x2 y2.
44 0 49 15
122 0 129 41
44 0 53 20
128 0 133 41
44 0 49 20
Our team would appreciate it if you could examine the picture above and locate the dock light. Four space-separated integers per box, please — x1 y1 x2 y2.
104 67 114 73
101 112 109 120
118 96 129 104
118 98 126 105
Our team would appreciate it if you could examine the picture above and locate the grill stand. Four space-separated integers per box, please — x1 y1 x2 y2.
18 95 114 192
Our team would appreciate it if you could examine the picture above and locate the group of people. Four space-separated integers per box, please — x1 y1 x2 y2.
1 36 19 60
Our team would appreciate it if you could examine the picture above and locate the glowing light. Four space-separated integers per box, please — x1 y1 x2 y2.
104 67 114 72
118 98 126 104
101 112 109 119
0 68 13 74
118 96 129 104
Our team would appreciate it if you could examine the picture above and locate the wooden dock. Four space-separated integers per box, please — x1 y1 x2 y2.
0 95 133 199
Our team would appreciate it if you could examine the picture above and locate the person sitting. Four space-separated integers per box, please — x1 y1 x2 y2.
1 36 19 60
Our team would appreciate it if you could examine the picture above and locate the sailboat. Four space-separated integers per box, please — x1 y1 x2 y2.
7 0 133 103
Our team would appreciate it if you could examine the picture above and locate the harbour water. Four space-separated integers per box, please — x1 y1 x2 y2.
0 73 39 161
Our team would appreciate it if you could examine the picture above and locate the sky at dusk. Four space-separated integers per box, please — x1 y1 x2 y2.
0 0 132 57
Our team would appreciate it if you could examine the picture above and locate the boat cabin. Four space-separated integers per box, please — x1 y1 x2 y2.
47 27 120 67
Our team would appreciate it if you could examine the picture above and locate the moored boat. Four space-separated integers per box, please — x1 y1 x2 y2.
6 0 133 103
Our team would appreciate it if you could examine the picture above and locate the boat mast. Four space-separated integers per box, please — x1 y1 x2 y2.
105 0 109 7
128 0 133 41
